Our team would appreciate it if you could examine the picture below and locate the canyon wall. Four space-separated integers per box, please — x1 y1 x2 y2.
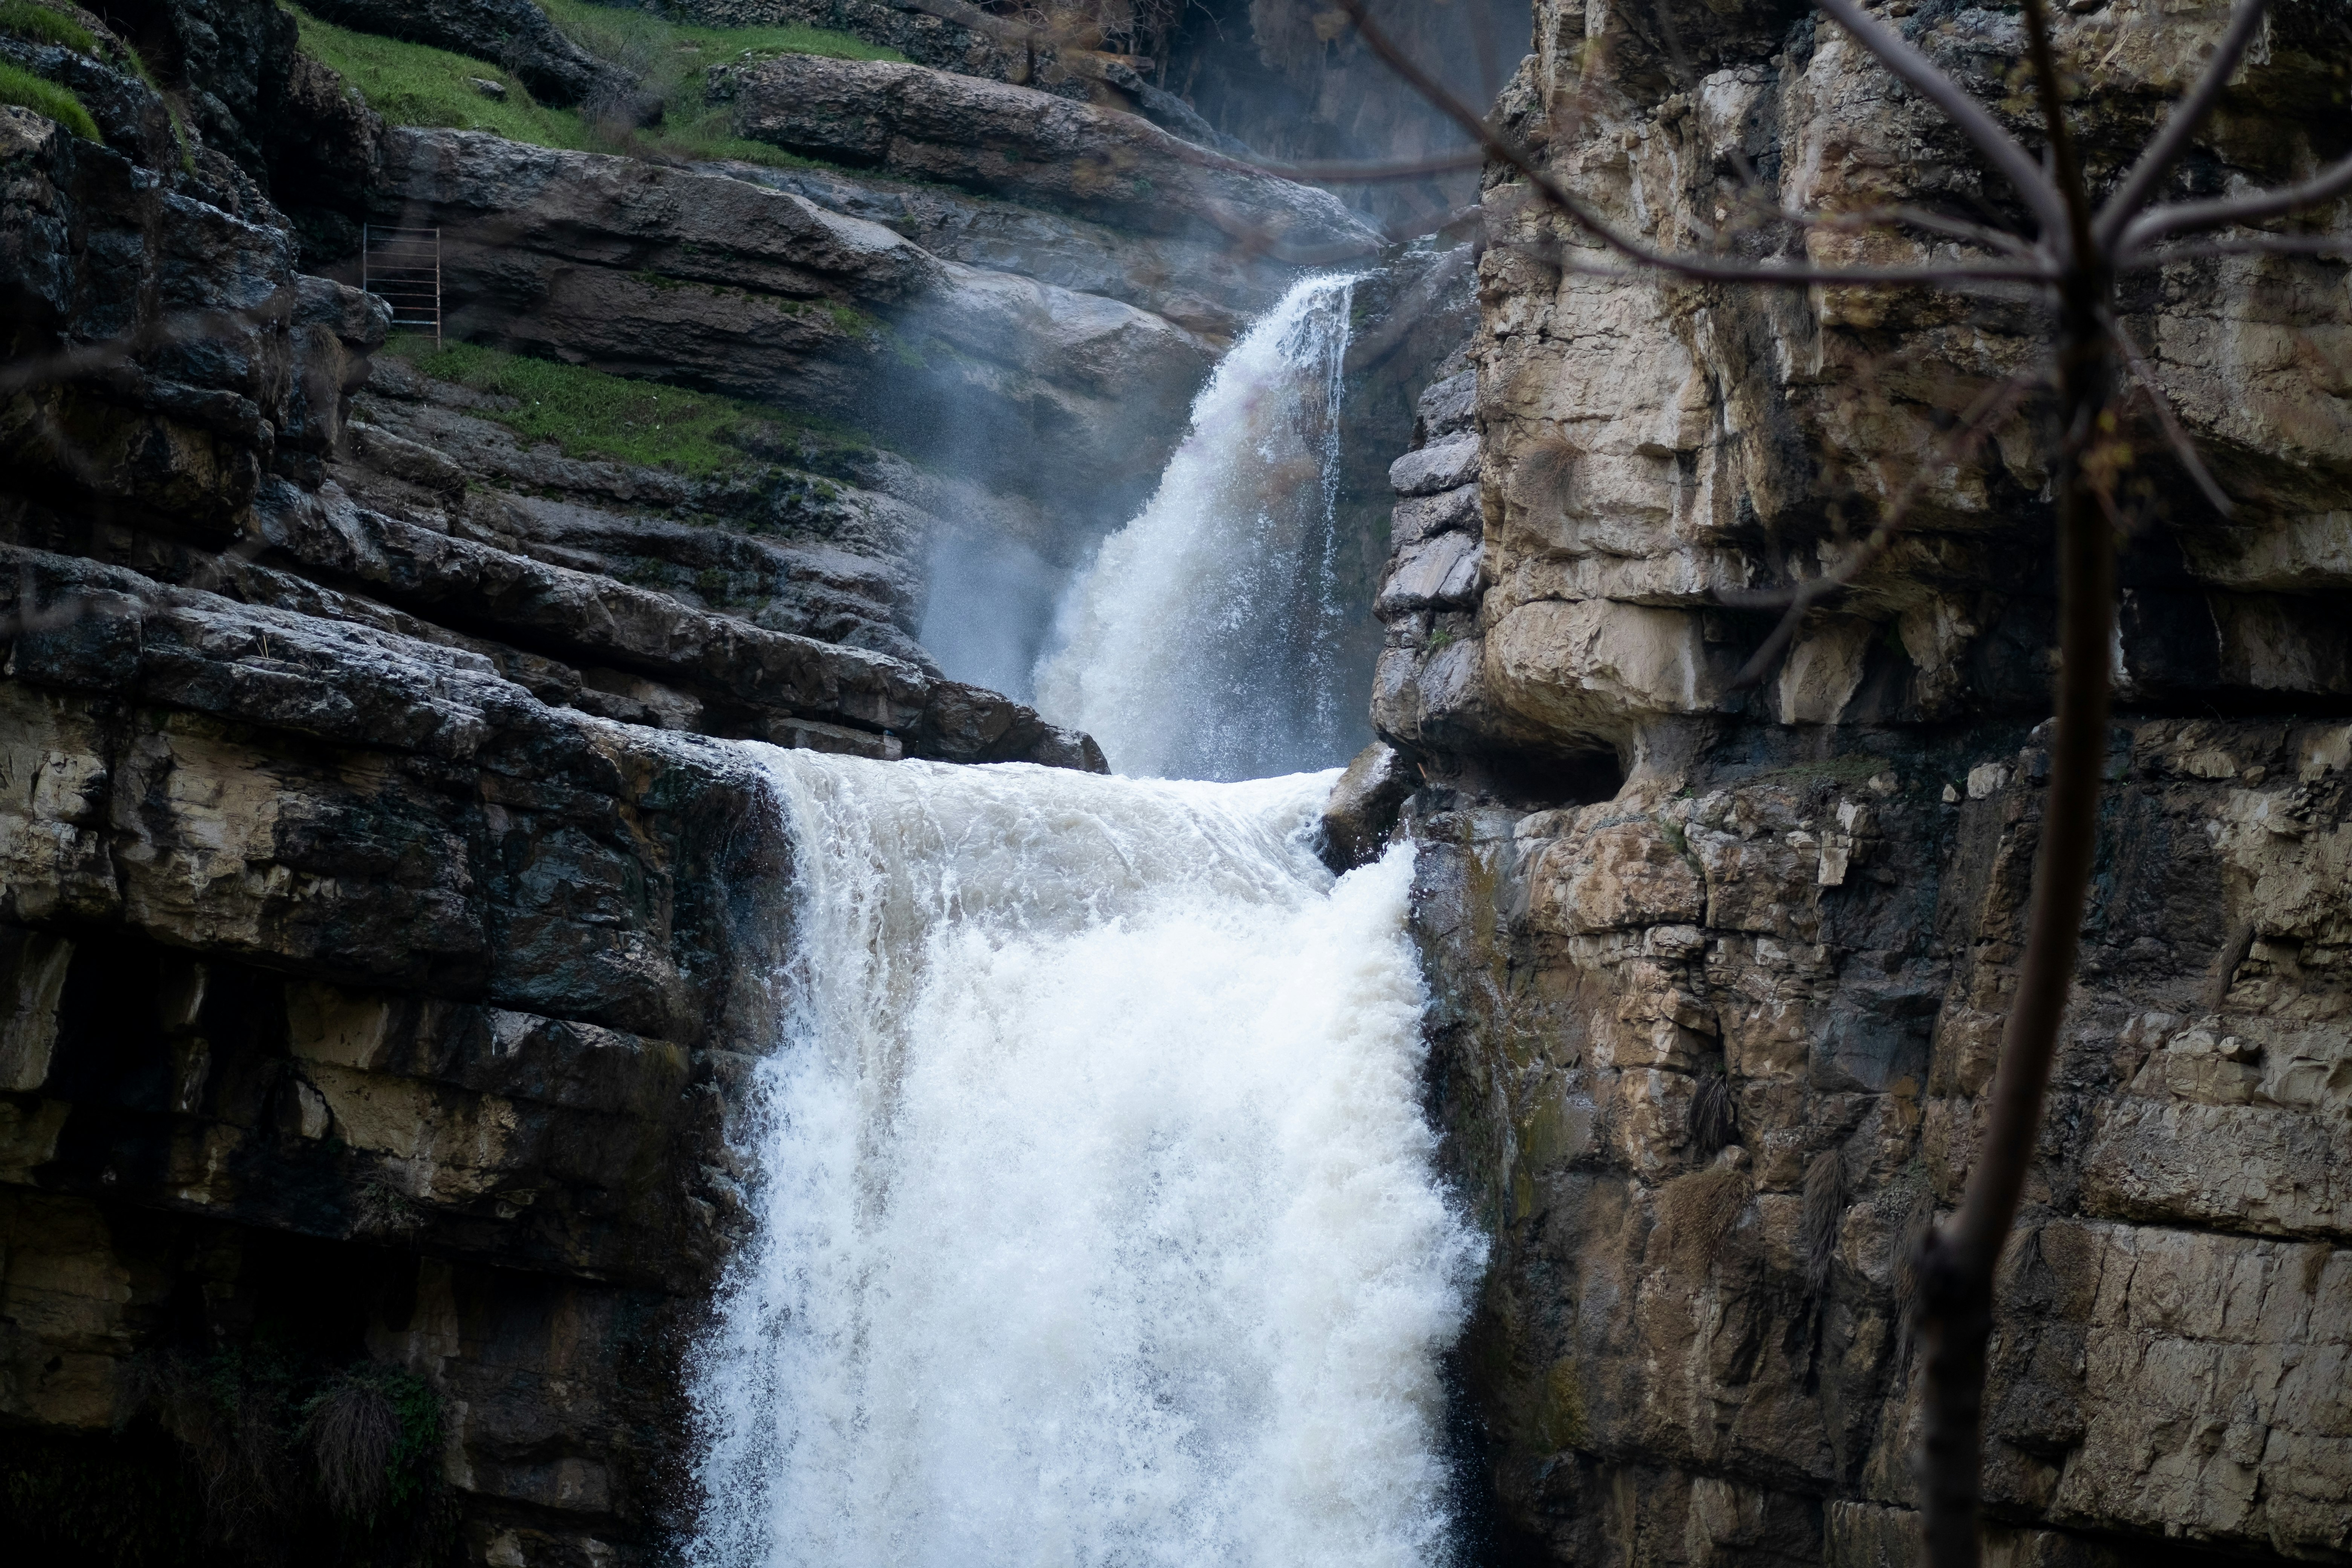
0 2 1435 1560
1360 2 2352 1563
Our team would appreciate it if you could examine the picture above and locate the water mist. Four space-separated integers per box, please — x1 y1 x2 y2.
1035 276 1366 781
687 754 1479 1568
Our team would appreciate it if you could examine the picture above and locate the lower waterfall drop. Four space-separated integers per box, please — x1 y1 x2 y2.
1034 275 1363 782
689 749 1480 1568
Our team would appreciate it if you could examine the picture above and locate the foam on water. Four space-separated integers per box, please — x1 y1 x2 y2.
1034 275 1363 781
688 749 1481 1568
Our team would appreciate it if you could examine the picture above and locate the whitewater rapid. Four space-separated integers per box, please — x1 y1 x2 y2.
688 750 1479 1568
1035 276 1364 782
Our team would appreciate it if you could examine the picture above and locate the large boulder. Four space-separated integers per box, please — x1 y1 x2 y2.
374 127 1219 547
709 52 1384 252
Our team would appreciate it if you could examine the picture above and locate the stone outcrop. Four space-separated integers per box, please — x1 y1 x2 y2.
0 541 789 1562
716 158 1294 340
709 51 1384 253
1372 1 2352 1563
0 10 1116 1559
672 0 1035 88
1411 721 2352 1567
362 125 1222 558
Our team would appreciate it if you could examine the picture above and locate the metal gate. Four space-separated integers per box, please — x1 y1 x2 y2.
361 225 442 346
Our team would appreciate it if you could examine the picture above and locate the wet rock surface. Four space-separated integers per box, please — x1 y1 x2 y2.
362 124 1225 557
1373 2 2352 1563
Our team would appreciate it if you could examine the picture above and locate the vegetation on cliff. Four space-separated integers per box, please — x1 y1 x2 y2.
0 57 95 138
286 0 900 168
287 4 594 148
0 2 102 139
3 1349 452 1567
383 332 873 478
0 0 93 53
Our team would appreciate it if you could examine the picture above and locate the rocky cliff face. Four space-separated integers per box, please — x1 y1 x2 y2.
0 0 1398 1557
1362 2 2352 1563
0 0 1482 1551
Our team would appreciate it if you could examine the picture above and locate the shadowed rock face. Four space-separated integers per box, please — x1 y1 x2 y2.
1367 1 2352 1563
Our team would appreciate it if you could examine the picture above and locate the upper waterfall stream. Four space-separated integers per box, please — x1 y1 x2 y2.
1036 275 1366 782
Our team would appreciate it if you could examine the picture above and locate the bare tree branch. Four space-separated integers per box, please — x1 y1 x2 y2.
2122 149 2352 255
1328 0 2060 288
1812 0 2071 245
2124 232 2352 264
2019 0 2098 267
2093 0 2271 250
1251 150 1488 184
1692 195 2037 260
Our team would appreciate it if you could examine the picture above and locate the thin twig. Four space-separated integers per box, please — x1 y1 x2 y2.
1684 197 2037 260
1812 0 2071 244
2122 149 2352 255
2122 231 2352 266
1252 150 1488 184
2020 0 2098 268
1329 0 2059 289
2099 311 2233 515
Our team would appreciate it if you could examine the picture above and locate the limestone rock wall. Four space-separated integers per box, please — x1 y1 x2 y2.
1369 2 2352 1563
0 8 1137 1559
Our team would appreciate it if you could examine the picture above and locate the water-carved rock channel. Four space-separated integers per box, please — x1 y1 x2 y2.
687 284 1480 1567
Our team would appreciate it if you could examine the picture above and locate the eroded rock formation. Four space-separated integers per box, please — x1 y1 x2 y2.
0 4 1234 1558
1366 2 2352 1563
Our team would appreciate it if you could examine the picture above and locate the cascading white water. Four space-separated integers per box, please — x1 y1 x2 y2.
688 749 1481 1568
1034 276 1363 782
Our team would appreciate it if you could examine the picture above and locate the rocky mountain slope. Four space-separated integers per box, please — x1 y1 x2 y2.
1348 1 2352 1563
0 1 1431 1560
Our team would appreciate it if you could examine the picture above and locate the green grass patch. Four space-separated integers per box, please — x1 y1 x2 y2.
0 58 97 139
285 0 896 169
540 0 903 167
0 0 95 54
382 333 869 477
286 4 602 149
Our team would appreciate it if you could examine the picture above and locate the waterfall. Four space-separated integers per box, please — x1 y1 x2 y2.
1034 276 1364 782
689 750 1480 1568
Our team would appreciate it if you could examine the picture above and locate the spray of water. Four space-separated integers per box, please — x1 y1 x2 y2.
1034 276 1363 781
688 749 1481 1568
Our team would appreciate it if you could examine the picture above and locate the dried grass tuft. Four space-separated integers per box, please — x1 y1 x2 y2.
1654 1165 1752 1275
1893 1190 1938 1366
307 1375 402 1521
1688 1075 1736 1156
130 1353 294 1551
1801 1150 1848 1296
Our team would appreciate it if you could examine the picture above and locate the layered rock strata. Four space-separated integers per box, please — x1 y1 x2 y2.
0 7 1123 1559
1367 1 2352 1563
709 51 1381 252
